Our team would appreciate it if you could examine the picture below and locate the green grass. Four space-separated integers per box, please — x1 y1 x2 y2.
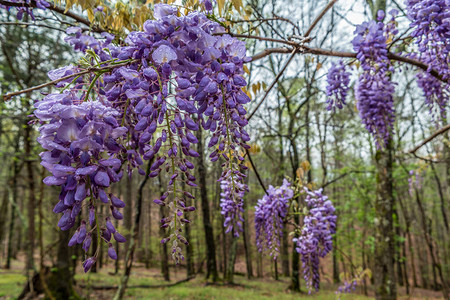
119 278 370 300
0 272 26 299
1 268 371 300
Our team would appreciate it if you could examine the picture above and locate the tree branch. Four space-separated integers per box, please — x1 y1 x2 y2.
2 60 136 101
245 148 267 194
303 0 337 37
0 0 103 32
250 46 446 83
0 21 66 32
247 48 297 121
408 124 450 154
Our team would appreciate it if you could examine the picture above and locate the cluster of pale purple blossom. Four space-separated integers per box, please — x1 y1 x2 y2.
254 179 292 258
33 3 251 271
254 180 336 293
294 188 337 292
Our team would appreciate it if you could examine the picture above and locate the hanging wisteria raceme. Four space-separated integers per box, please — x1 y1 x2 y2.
0 0 49 20
220 178 248 236
336 279 357 297
35 91 129 269
293 188 336 292
325 60 351 111
254 179 293 258
352 10 398 148
405 0 450 121
34 3 252 270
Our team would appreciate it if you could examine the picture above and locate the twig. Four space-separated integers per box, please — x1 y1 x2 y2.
0 21 66 32
250 46 446 83
223 33 298 46
245 148 267 194
408 124 450 154
303 0 338 37
0 0 103 32
247 48 298 121
2 60 136 101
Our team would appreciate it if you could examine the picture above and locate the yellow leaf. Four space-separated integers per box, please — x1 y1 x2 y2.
243 65 250 75
316 62 322 70
87 8 94 23
217 0 225 16
252 84 257 95
301 160 310 172
65 0 74 12
231 0 242 11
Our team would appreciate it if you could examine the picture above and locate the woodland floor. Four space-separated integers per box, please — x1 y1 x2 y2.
0 257 444 300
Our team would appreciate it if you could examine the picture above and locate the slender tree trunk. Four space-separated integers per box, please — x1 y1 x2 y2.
24 118 35 272
123 175 133 261
145 196 153 268
183 177 195 278
47 230 78 299
414 189 450 299
289 138 301 292
114 162 152 300
242 170 253 279
0 183 8 246
196 127 218 281
373 141 397 300
5 159 19 269
225 234 238 283
281 225 290 277
222 223 228 278
159 203 170 282
395 211 404 287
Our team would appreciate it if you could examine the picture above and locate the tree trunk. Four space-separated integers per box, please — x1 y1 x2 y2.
5 159 19 269
225 234 238 283
47 230 78 299
123 175 133 262
373 142 397 300
183 177 195 278
114 161 153 300
196 127 218 281
242 170 253 279
289 138 301 292
24 118 36 272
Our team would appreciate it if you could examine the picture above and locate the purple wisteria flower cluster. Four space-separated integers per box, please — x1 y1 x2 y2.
406 0 450 120
254 179 293 258
352 10 398 148
325 60 351 111
220 177 248 237
35 91 128 271
336 279 357 296
34 3 251 270
294 188 336 292
0 0 49 20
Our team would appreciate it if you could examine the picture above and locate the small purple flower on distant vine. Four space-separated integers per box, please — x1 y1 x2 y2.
326 60 351 111
0 0 50 20
255 179 293 258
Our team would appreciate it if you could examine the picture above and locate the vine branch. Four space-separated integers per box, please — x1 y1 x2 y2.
0 0 103 32
2 60 136 101
408 124 450 154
